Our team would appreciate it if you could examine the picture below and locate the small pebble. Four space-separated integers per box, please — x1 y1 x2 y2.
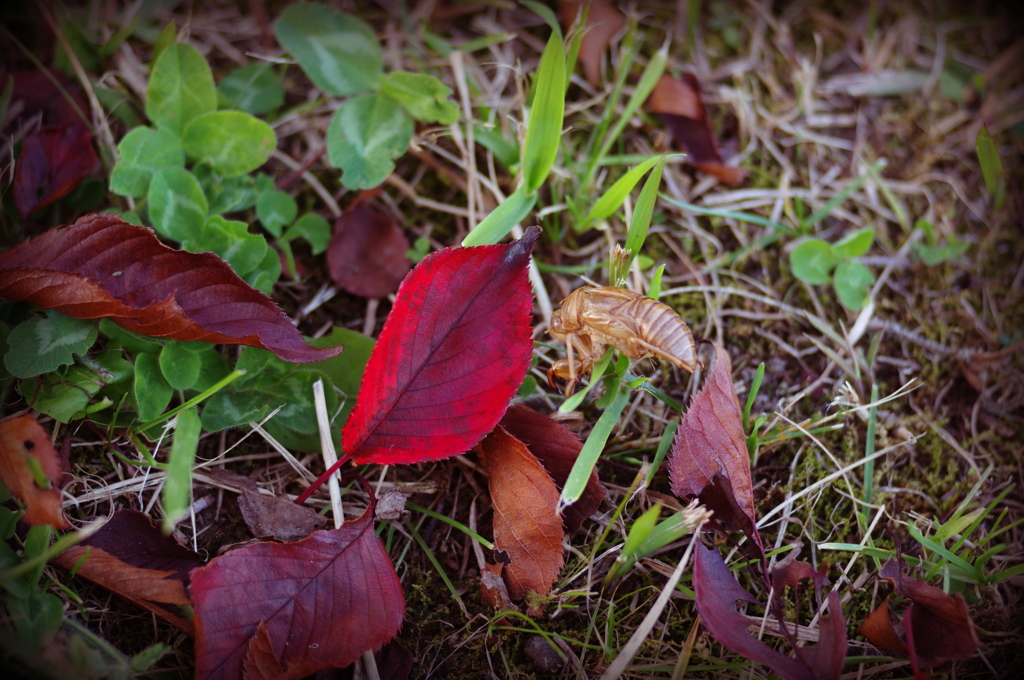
524 636 564 674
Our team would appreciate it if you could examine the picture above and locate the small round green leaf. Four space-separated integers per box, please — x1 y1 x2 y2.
833 260 874 310
380 71 459 125
159 341 202 390
830 228 874 259
273 3 381 96
18 367 98 423
4 311 98 378
110 126 185 197
284 213 331 255
257 190 298 237
148 167 208 241
790 239 838 285
182 215 268 277
182 111 276 178
135 353 173 422
326 93 413 190
219 63 284 115
145 43 217 136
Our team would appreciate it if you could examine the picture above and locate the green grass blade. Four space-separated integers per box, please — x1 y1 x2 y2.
521 32 565 193
462 186 538 246
661 197 798 235
162 406 201 533
560 386 630 509
976 124 1005 209
584 155 665 227
624 157 665 261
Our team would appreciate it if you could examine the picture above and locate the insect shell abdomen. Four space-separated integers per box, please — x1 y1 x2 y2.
628 296 699 372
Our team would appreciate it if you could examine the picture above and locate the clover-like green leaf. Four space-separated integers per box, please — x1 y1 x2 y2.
833 260 874 310
326 93 413 190
109 126 185 197
790 239 838 285
182 111 276 178
380 71 459 125
182 215 268 278
257 190 298 237
830 228 874 259
148 167 208 241
219 63 284 115
274 3 381 96
4 311 98 378
145 43 217 136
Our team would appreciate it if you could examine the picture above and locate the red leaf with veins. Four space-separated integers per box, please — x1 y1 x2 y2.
328 200 412 298
668 344 762 556
190 503 404 680
340 227 539 465
0 214 340 363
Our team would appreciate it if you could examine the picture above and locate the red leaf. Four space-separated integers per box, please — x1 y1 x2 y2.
500 404 607 533
340 227 539 465
693 542 847 680
478 426 564 603
13 122 99 217
327 201 412 298
0 412 69 528
0 214 341 363
668 344 762 555
860 595 910 657
875 558 980 665
558 0 625 86
53 510 204 634
190 504 404 680
9 69 88 129
647 74 749 187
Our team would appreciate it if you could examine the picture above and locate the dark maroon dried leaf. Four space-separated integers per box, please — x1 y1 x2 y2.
668 344 762 555
648 74 749 187
0 214 341 363
327 201 412 298
693 542 847 680
190 505 404 680
500 404 606 533
13 122 98 217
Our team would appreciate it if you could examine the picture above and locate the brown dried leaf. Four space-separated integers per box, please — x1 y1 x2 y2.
668 344 762 555
558 0 626 86
0 214 341 363
500 404 607 533
0 412 69 528
327 201 412 298
478 426 564 601
238 487 331 542
53 511 205 634
648 74 749 186
860 596 910 657
480 561 515 610
877 558 980 665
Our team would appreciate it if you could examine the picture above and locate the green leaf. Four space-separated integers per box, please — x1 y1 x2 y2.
190 346 231 393
145 43 216 136
473 124 519 170
833 260 874 310
915 239 970 266
5 590 64 648
461 186 538 246
273 3 381 96
256 190 298 237
246 245 281 294
151 22 176 65
521 32 566 193
159 341 202 390
163 407 201 532
148 167 208 241
109 126 185 197
326 93 413 190
976 124 1005 209
380 71 459 125
99 319 162 353
198 169 275 216
182 111 276 178
284 213 331 255
135 353 173 421
200 389 267 432
624 158 665 261
585 155 665 226
830 228 874 259
182 215 268 277
790 239 838 284
219 63 284 115
4 311 98 378
19 365 99 423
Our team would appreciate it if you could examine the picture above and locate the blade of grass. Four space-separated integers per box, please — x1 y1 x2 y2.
162 406 201 533
521 31 565 193
462 186 537 246
624 157 665 262
559 384 631 510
